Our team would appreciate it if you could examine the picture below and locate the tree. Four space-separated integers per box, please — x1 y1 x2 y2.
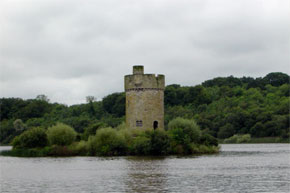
36 95 49 103
263 72 289 87
87 127 127 156
12 127 47 149
86 96 96 103
47 123 77 146
86 96 96 117
102 93 125 117
168 117 201 143
217 123 235 139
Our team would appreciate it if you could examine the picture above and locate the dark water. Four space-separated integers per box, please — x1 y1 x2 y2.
0 144 289 193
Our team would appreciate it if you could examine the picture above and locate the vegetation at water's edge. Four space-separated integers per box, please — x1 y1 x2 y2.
0 72 289 146
1 118 219 157
220 135 289 144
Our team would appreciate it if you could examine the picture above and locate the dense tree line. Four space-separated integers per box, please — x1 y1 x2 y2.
0 72 289 144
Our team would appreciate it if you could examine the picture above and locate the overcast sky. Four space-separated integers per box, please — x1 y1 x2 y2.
0 0 289 105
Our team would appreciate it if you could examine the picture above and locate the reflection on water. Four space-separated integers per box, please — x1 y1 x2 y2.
0 144 290 193
125 157 168 192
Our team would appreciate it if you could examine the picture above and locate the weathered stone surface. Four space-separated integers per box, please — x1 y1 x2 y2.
125 66 165 130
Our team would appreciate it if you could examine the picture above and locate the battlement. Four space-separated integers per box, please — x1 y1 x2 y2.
133 65 144 75
125 65 165 130
125 66 165 91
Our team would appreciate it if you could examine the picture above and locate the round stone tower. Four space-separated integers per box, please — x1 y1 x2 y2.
125 66 165 130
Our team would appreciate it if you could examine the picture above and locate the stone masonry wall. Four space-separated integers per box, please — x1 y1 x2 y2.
125 66 165 130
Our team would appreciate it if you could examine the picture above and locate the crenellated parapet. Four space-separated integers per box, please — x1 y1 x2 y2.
124 66 165 91
124 65 165 130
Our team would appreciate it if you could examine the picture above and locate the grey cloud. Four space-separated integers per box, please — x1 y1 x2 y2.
0 0 289 105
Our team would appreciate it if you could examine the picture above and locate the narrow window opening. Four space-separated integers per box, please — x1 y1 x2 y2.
136 120 142 127
153 121 158 130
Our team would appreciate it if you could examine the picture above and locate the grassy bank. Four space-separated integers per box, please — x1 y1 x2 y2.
0 143 220 157
220 136 289 144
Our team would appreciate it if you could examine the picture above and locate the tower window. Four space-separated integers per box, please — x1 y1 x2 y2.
136 120 143 127
153 121 158 130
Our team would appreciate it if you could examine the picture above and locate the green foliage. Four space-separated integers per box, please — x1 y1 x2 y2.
130 130 170 155
200 133 218 146
217 123 235 139
102 93 125 117
36 94 50 102
168 118 203 154
62 116 92 133
0 119 15 144
131 135 151 155
168 117 201 143
82 121 107 140
0 72 289 145
0 147 52 157
148 130 170 155
47 123 77 146
223 134 251 143
87 127 127 156
12 127 47 149
263 72 289 87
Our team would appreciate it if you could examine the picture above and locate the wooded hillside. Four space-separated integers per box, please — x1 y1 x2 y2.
1 72 289 144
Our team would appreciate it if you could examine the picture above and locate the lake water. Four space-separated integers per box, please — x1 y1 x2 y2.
0 144 289 193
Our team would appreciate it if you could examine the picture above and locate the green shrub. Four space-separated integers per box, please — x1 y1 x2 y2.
11 127 47 149
68 141 88 156
224 135 238 143
168 118 202 154
47 123 77 146
168 117 201 143
87 127 127 156
149 130 170 155
131 135 151 155
190 144 220 154
237 134 251 143
224 134 251 143
48 145 75 156
82 121 107 140
129 129 170 155
200 133 218 146
168 127 192 154
119 128 134 147
0 147 52 157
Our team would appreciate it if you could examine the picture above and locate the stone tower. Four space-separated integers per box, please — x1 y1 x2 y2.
125 66 165 130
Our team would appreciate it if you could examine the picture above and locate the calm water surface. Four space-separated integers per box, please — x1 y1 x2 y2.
0 144 289 193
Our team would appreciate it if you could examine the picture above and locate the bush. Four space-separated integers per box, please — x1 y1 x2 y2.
48 145 75 156
68 141 88 156
168 117 201 143
190 144 220 154
129 129 170 155
82 121 107 140
237 134 251 143
224 134 251 143
12 127 47 149
130 135 151 155
87 127 127 156
168 127 191 154
200 133 218 146
0 147 52 157
223 135 238 143
168 118 202 154
47 123 77 146
147 130 170 155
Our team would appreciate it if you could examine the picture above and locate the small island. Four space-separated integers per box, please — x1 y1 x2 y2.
1 66 219 157
1 67 289 157
1 118 219 157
